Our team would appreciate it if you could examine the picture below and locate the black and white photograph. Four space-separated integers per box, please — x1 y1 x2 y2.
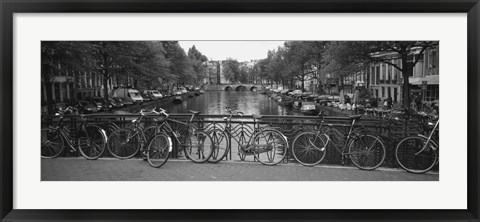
40 40 440 181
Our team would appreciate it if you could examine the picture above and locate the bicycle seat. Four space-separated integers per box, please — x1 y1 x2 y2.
252 114 263 119
188 110 202 115
350 115 362 120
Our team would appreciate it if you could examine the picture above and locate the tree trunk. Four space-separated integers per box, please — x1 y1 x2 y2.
103 71 109 99
401 55 411 108
42 63 54 115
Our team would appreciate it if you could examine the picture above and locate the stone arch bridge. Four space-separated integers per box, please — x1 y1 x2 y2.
205 84 265 91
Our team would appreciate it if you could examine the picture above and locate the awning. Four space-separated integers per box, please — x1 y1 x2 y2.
409 75 439 85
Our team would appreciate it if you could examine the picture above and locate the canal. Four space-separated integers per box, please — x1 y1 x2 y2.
135 90 345 117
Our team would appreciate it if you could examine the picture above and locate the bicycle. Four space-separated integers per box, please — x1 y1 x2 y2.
106 109 170 167
395 117 439 174
210 107 288 166
107 108 214 165
291 113 386 170
146 108 214 164
41 106 107 160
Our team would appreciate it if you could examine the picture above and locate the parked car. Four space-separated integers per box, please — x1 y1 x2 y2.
140 92 152 102
143 90 163 100
178 87 188 94
289 89 302 96
113 88 144 104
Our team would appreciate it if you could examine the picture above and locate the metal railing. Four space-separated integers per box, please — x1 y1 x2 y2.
41 113 432 168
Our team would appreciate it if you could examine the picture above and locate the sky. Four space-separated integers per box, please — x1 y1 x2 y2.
178 41 285 62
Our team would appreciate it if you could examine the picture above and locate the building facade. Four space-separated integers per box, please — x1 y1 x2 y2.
366 45 439 104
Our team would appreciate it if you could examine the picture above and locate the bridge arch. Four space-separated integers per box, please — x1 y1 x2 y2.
235 85 247 91
250 86 258 91
224 86 233 91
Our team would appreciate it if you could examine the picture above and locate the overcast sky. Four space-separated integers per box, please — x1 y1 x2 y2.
178 41 285 62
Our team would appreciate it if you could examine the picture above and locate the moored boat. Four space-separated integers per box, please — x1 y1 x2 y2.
300 101 320 115
173 94 183 104
292 100 302 110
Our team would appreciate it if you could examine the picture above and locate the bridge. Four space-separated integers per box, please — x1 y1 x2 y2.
204 84 265 91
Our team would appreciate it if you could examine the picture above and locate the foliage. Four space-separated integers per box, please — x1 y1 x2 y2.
188 45 208 84
322 41 439 107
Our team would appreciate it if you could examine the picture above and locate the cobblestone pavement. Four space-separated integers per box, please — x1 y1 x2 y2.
41 158 439 181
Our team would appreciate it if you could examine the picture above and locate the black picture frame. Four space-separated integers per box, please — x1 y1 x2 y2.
1 0 479 221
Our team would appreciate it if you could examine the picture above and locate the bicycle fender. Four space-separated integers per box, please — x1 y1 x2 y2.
168 136 173 152
89 125 108 140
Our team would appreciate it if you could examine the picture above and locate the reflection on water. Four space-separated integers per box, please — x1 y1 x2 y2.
162 91 300 116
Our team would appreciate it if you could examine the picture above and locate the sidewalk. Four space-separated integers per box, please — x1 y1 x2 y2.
41 158 438 181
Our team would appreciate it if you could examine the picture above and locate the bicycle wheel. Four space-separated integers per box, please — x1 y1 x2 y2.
144 124 163 142
291 132 328 166
41 128 65 158
395 136 438 173
208 128 230 163
77 126 107 160
253 129 288 166
107 128 141 159
348 134 386 170
183 131 214 163
146 132 171 168
236 131 249 161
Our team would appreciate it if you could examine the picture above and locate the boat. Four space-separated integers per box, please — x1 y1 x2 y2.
172 92 183 104
172 95 183 104
194 91 200 96
274 95 282 102
300 101 320 116
292 100 302 110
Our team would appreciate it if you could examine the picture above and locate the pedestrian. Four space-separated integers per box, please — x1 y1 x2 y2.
387 96 393 109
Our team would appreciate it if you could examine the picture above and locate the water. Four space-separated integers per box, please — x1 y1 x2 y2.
162 91 302 116
126 90 345 117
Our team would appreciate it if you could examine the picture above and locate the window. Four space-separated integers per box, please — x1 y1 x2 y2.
427 48 439 76
382 87 385 97
394 88 398 102
376 66 380 85
370 67 373 86
387 63 391 80
425 85 439 101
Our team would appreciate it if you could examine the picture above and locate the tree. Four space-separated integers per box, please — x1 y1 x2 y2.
41 41 95 115
222 58 242 84
322 41 438 107
130 41 171 89
283 41 327 91
162 41 195 87
188 45 208 85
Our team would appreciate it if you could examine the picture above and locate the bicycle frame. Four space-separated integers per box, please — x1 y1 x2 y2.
50 116 89 152
222 112 269 153
153 114 197 146
416 119 439 155
316 118 372 156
